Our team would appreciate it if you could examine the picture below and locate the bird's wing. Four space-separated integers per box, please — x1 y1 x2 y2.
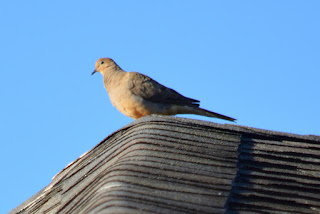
128 72 199 106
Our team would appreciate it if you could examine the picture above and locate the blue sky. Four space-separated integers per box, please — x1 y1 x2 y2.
1 1 319 212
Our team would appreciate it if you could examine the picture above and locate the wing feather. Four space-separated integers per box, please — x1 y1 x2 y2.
128 72 199 107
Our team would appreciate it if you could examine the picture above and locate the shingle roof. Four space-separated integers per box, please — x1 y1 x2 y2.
10 116 320 213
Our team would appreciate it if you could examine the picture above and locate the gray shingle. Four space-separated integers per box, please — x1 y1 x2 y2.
10 116 320 214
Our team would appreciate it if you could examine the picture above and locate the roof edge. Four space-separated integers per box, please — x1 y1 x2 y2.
126 115 320 143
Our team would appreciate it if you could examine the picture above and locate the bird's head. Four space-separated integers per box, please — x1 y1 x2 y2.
92 58 119 75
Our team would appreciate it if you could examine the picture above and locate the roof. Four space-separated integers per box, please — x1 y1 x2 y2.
10 115 320 213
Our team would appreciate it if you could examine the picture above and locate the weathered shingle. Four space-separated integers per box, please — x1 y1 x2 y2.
10 116 320 214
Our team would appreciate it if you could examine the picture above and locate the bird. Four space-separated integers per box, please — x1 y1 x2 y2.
92 58 236 122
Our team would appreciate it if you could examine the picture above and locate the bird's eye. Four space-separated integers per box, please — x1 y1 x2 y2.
100 61 105 65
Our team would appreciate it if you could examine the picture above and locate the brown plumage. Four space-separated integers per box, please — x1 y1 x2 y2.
92 58 236 122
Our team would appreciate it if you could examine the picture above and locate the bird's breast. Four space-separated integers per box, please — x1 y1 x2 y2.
107 87 150 119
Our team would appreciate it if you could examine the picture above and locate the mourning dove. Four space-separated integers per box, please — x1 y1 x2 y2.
92 58 236 122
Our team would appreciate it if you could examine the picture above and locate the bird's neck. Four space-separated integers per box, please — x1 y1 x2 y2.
103 66 125 91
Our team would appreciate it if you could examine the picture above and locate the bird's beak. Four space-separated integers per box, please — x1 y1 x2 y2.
91 70 97 75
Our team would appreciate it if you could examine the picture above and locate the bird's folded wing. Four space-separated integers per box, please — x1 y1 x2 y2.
128 72 199 107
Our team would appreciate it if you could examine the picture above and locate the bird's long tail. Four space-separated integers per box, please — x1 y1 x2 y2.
196 107 236 122
180 106 236 122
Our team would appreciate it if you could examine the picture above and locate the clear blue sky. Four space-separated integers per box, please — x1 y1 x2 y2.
1 1 319 212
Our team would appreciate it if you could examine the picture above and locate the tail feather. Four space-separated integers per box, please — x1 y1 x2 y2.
196 107 236 122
